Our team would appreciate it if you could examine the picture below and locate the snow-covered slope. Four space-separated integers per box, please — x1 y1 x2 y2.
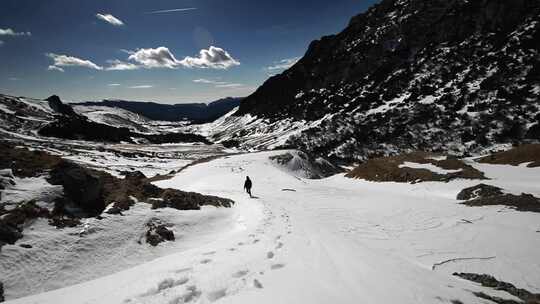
73 105 155 133
187 107 333 152
8 150 539 303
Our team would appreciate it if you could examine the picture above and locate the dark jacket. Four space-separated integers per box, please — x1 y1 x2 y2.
244 178 252 189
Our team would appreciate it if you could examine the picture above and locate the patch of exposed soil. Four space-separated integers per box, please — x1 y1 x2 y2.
478 144 540 168
454 273 540 304
346 152 485 183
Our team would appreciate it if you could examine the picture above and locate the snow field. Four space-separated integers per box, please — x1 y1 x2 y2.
6 150 540 303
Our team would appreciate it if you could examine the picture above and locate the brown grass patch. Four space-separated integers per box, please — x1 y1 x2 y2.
346 151 485 183
477 144 540 168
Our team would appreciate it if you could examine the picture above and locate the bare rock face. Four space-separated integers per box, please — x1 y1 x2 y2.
234 0 540 161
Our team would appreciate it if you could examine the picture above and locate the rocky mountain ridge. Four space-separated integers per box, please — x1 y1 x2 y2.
77 97 242 123
217 0 540 161
0 94 210 145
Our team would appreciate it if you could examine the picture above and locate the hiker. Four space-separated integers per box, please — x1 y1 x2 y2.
244 176 253 197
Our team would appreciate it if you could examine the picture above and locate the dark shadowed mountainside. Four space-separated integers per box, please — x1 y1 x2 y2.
230 0 540 161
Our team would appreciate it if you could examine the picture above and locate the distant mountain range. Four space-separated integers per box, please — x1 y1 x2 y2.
76 97 242 123
208 0 540 161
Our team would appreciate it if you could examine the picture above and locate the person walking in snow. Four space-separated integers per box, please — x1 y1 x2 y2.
244 176 253 198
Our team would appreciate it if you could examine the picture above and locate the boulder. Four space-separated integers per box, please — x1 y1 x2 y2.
48 160 105 216
145 219 175 246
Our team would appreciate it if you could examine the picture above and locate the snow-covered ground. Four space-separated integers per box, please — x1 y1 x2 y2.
7 150 540 304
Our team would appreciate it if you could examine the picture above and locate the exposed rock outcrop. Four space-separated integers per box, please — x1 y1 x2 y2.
458 183 540 213
456 184 504 200
454 273 540 304
46 95 77 116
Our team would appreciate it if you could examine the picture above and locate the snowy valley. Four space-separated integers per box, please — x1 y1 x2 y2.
1 0 540 303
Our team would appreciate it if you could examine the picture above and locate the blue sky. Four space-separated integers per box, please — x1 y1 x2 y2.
0 0 377 104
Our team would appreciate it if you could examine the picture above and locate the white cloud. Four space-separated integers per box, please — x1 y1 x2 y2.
145 8 197 14
44 46 238 73
192 78 227 85
126 46 239 70
179 46 240 69
0 28 31 36
47 65 65 72
129 85 153 89
265 57 300 71
192 78 244 89
96 13 125 26
105 59 139 71
46 53 102 71
216 83 243 88
128 47 180 69
108 83 121 86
